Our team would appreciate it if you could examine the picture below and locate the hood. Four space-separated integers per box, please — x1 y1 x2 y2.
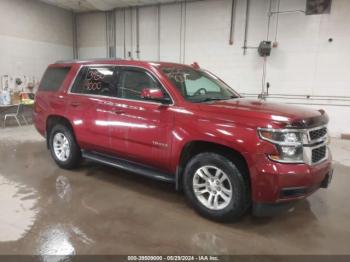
198 98 328 128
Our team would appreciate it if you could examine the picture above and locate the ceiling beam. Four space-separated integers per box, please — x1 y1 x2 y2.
40 0 199 12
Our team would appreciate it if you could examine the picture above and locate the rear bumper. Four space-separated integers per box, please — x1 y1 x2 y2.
248 147 333 204
32 111 46 137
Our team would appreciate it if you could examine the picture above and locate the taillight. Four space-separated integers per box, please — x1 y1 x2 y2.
34 99 40 113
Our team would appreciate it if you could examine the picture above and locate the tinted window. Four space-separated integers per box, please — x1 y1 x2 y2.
118 69 168 101
71 66 117 97
39 67 71 91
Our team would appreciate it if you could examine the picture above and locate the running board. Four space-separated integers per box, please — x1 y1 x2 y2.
82 151 175 183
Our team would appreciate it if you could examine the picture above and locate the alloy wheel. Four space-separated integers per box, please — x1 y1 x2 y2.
53 133 70 162
193 165 233 210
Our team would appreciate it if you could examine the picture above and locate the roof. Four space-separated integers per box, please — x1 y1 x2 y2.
55 58 123 64
54 58 190 68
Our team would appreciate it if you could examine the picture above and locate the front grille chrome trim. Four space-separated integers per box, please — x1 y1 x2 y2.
306 125 328 145
305 125 329 165
303 143 328 166
303 125 329 166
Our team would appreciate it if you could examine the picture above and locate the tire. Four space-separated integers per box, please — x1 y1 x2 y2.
49 124 81 169
183 152 250 222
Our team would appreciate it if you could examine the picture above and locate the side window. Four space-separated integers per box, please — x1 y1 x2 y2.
39 67 71 91
118 69 169 101
71 66 117 97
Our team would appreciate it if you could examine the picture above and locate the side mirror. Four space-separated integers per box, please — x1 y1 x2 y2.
141 88 171 104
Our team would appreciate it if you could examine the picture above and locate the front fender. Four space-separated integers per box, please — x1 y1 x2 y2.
170 116 260 172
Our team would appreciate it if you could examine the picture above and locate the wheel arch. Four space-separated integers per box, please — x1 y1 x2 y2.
46 115 75 149
176 140 251 192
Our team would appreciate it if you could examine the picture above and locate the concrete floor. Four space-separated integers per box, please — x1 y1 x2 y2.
0 125 350 256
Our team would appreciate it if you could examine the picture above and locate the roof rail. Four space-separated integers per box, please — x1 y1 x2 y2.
55 58 123 64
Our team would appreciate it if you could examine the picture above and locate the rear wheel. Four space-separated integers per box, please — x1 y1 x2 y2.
49 124 81 169
183 152 250 222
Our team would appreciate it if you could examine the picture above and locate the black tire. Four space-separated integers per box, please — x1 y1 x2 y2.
183 152 250 222
49 124 81 169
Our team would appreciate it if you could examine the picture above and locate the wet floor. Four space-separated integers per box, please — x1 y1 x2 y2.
0 126 350 256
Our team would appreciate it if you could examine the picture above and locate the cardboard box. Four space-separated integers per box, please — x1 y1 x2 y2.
11 92 21 104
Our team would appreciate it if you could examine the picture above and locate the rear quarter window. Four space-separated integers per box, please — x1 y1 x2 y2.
39 67 71 91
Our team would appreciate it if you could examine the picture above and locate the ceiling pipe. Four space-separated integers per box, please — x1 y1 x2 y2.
180 0 187 64
72 11 78 59
259 0 273 99
270 9 305 15
136 7 140 60
229 0 236 45
105 11 116 58
242 0 251 55
123 9 126 59
129 7 134 60
274 0 281 42
266 0 272 41
105 12 109 58
157 4 161 61
179 1 184 63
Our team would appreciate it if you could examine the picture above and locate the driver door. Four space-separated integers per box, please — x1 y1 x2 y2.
110 67 174 172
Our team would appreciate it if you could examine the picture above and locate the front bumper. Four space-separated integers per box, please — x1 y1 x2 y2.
248 147 333 204
252 169 333 216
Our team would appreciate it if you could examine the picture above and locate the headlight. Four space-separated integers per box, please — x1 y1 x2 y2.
258 128 306 163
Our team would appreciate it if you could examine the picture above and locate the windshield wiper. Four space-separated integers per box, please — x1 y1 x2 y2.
194 96 238 103
193 98 224 103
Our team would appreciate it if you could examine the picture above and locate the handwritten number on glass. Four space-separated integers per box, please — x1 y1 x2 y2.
84 69 104 91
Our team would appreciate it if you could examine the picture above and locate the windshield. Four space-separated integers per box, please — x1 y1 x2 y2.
161 66 239 103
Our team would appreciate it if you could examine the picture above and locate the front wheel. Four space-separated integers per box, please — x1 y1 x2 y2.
49 124 81 169
183 152 250 222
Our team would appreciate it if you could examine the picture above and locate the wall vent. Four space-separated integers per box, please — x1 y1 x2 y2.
306 0 332 15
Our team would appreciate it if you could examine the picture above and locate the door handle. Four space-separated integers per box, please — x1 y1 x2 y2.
54 95 65 103
113 109 125 114
70 102 80 107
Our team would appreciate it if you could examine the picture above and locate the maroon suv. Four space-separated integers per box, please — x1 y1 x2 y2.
34 59 333 221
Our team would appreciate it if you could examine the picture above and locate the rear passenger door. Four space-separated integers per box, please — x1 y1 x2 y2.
111 67 174 172
68 66 122 154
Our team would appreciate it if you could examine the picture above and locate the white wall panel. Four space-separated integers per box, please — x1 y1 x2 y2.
116 9 126 58
184 0 266 94
266 0 350 98
0 0 73 83
78 47 107 60
139 6 159 61
159 4 182 63
123 8 138 60
0 0 73 46
76 12 107 59
0 35 73 78
76 0 350 136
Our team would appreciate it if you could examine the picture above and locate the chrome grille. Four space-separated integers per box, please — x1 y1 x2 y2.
309 127 327 141
304 125 328 165
311 145 327 164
